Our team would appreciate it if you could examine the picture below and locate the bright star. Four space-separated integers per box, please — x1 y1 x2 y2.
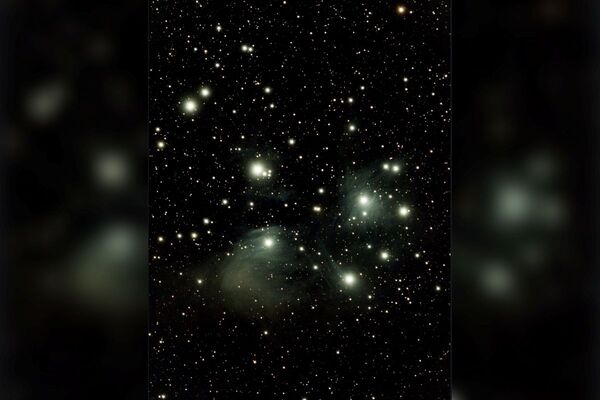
251 162 265 176
399 206 410 217
397 5 407 15
343 273 356 286
183 99 198 113
200 87 211 98
250 161 271 179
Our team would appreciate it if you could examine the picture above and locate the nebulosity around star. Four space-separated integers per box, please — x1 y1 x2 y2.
150 0 450 398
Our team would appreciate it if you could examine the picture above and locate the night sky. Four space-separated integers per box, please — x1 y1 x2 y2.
150 1 450 398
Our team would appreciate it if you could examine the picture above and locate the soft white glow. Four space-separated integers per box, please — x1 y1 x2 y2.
288 138 295 145
251 162 265 176
358 195 369 206
157 140 166 149
183 99 198 113
200 87 211 98
343 273 356 286
250 161 271 179
381 251 390 260
313 205 322 213
399 206 410 217
264 86 272 94
264 238 274 248
348 124 357 132
392 164 401 173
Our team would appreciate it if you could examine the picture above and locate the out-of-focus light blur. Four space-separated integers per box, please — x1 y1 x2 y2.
0 0 147 399
454 0 599 398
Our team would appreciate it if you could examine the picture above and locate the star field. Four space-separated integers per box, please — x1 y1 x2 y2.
150 0 450 398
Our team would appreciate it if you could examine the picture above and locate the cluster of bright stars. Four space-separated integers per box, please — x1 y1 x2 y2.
181 86 212 116
383 162 401 173
249 161 273 179
241 44 254 53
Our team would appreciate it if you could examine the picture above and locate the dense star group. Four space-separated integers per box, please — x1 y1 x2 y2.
150 1 450 399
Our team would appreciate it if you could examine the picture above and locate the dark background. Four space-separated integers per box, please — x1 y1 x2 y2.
0 0 147 399
0 0 598 399
149 1 449 398
453 1 599 398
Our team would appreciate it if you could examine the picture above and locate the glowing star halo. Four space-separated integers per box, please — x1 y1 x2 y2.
343 273 356 286
249 161 272 179
200 87 211 98
399 206 411 217
183 99 198 113
396 5 407 15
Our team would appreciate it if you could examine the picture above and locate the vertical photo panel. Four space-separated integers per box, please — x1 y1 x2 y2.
150 1 450 398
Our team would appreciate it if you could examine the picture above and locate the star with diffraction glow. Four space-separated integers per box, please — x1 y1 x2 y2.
343 273 356 286
249 161 272 179
200 87 211 98
399 206 411 217
183 99 198 114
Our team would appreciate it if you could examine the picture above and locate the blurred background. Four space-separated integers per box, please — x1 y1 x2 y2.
0 0 147 399
453 0 599 399
0 0 598 399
